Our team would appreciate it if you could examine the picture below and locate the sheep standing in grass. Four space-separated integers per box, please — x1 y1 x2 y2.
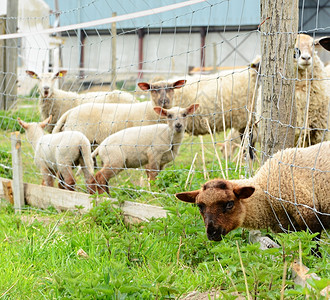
172 56 260 136
52 80 186 146
292 34 330 145
26 70 137 132
176 142 330 240
17 116 94 191
88 103 199 194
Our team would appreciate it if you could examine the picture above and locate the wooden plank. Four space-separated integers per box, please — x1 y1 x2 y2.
0 177 167 221
10 132 24 211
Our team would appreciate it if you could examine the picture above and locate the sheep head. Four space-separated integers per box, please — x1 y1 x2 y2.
138 79 186 109
294 34 330 70
17 116 52 145
175 179 255 241
153 103 199 133
26 70 67 98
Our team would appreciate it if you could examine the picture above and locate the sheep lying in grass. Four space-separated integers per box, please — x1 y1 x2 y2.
17 115 94 191
52 80 186 146
26 70 137 132
88 103 199 194
172 56 260 136
176 142 330 240
292 34 330 146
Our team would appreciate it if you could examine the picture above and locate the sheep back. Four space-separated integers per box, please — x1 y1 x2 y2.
173 68 258 135
248 142 330 232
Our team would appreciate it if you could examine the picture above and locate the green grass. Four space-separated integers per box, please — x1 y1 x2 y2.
0 100 329 299
0 199 329 299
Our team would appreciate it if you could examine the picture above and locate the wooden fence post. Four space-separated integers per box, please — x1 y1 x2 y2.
11 131 24 212
0 16 5 110
5 0 18 110
260 0 298 161
111 12 117 90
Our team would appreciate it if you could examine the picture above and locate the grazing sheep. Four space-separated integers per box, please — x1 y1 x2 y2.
292 34 330 145
52 80 186 146
17 116 94 191
88 103 199 194
26 70 137 132
176 142 330 240
172 56 260 136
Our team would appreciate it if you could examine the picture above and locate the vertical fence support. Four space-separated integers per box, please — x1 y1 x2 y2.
260 0 298 161
111 12 117 90
11 132 24 212
0 16 5 110
5 0 18 110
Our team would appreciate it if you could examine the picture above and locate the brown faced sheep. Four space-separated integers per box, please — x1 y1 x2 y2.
176 142 329 241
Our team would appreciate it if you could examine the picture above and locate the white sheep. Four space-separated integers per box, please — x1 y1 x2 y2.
176 141 330 240
88 103 199 194
26 70 137 132
52 80 186 146
172 56 261 136
292 34 330 146
17 115 94 191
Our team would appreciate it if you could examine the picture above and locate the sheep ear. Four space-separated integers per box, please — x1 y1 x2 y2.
314 37 330 51
233 186 255 200
55 70 67 78
172 79 186 89
186 103 199 115
138 82 151 91
153 106 168 117
17 117 29 129
26 70 39 79
40 115 52 128
175 190 200 203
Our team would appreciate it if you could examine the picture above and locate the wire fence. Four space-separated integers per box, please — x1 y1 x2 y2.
0 0 329 248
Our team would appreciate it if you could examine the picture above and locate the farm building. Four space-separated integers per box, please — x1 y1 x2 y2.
1 0 330 94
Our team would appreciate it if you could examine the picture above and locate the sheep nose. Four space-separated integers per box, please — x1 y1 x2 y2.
175 123 183 130
301 55 311 61
44 86 50 91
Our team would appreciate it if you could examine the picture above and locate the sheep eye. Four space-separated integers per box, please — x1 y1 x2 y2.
167 114 173 119
182 113 187 118
196 203 205 213
294 48 301 59
225 201 234 210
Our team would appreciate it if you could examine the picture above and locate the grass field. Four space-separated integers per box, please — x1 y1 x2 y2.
0 97 329 299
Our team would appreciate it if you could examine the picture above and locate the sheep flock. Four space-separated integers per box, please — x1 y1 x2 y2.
12 33 330 241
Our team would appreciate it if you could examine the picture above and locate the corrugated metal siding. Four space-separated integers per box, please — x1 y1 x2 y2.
299 0 330 34
44 0 260 30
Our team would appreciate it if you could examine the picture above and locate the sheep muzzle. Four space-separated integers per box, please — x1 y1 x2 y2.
206 224 226 241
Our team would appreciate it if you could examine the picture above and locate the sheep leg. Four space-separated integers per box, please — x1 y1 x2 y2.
146 152 162 181
58 167 76 191
90 165 122 194
41 166 55 187
78 156 94 193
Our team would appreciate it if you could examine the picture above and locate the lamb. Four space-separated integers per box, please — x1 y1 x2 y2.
17 115 94 192
175 142 330 241
88 103 199 194
26 70 137 132
291 34 330 146
52 80 186 146
172 56 261 136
